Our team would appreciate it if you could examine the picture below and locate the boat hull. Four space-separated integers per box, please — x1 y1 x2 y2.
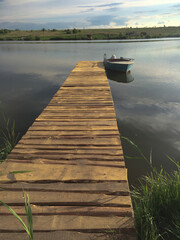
104 60 133 72
105 69 134 83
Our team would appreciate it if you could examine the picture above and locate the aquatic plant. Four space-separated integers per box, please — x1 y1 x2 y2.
0 113 19 163
132 166 180 240
122 137 180 240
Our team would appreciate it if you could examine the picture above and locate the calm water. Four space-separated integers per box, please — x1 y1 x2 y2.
0 39 180 185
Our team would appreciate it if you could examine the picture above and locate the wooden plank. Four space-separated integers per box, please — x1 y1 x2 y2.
0 191 132 206
23 131 119 138
14 144 122 150
0 162 127 181
38 115 116 119
27 127 118 131
44 105 114 108
0 215 135 232
35 118 117 121
28 126 117 131
41 110 115 114
60 87 110 90
0 205 132 217
18 137 121 146
43 108 114 111
0 232 107 240
7 153 124 160
0 182 129 194
30 120 118 126
37 116 116 120
6 159 125 168
10 148 123 155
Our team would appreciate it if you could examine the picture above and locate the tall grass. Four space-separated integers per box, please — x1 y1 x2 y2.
122 137 180 240
132 165 180 240
0 193 34 240
0 113 19 163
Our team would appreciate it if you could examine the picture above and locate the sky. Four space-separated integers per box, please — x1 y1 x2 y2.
0 0 180 30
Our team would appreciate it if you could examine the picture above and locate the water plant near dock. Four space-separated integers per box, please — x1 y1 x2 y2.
0 193 34 240
0 113 19 163
132 164 180 240
122 137 180 240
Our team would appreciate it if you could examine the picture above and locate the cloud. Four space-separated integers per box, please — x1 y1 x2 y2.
122 0 180 8
135 9 159 14
80 7 95 13
79 2 122 8
0 0 180 29
0 21 88 30
87 15 127 27
88 15 113 26
172 4 180 8
158 21 165 24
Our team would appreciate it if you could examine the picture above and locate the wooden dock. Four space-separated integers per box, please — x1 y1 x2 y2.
0 61 136 240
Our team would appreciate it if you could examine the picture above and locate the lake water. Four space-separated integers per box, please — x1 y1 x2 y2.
0 39 180 185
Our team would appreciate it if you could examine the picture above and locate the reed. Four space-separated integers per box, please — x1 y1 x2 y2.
0 113 19 163
0 193 34 240
122 137 180 240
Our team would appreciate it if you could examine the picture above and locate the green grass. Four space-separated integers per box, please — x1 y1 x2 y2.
0 193 34 240
0 26 180 41
132 165 180 240
0 113 19 163
122 137 180 240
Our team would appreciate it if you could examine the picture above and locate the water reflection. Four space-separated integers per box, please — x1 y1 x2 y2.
106 69 134 83
0 71 63 138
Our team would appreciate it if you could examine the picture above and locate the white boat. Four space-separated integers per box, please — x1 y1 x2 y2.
103 54 134 72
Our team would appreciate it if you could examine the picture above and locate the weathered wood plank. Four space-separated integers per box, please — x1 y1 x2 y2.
6 159 125 168
14 144 122 150
0 232 107 240
35 118 117 121
18 137 121 146
26 130 119 136
0 215 135 232
0 191 132 206
0 162 127 181
7 153 124 160
0 182 129 194
30 120 118 126
10 148 123 155
0 205 132 217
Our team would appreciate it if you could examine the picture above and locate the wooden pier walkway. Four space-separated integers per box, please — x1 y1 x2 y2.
0 61 136 240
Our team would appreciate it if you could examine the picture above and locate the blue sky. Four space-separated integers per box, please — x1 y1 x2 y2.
0 0 180 29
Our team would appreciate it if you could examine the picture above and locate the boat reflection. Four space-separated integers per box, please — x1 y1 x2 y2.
106 69 134 83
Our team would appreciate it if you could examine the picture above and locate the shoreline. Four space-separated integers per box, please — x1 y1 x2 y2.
0 37 180 44
0 26 180 41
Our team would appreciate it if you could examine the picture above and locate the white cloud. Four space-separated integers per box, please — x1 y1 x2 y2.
121 0 180 8
1 0 180 28
125 11 180 27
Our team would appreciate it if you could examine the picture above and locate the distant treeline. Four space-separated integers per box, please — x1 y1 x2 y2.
0 26 180 41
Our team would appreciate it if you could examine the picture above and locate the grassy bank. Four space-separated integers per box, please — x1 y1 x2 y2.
0 26 180 41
